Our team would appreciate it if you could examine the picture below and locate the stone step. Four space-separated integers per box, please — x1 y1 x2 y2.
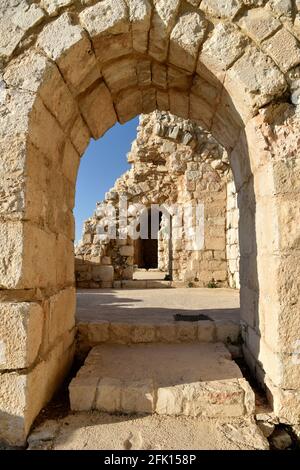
69 343 254 418
113 280 172 289
76 317 241 354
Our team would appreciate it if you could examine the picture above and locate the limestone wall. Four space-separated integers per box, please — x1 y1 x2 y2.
226 181 240 289
76 111 239 288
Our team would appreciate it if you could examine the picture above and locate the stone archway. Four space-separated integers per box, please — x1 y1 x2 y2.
0 0 300 445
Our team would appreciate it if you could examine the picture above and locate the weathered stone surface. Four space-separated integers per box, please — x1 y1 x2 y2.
127 0 152 53
149 0 181 62
263 28 300 72
5 50 79 133
38 13 100 94
41 0 74 17
0 2 44 63
102 58 138 94
199 23 247 81
79 0 131 63
95 377 122 412
69 343 252 418
225 47 287 119
169 12 207 72
78 82 117 139
115 89 143 123
43 288 76 352
69 376 99 411
121 379 155 413
200 0 243 19
0 330 74 446
238 8 281 42
0 302 43 369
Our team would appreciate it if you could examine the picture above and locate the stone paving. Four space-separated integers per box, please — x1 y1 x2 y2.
76 288 240 352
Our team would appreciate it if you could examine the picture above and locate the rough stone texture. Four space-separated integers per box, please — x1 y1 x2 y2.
69 343 254 418
200 0 243 19
226 181 240 289
263 28 300 72
79 0 131 64
127 0 152 54
169 12 207 72
0 0 300 446
37 13 101 94
225 47 286 120
199 22 247 79
238 8 281 42
75 111 239 288
0 302 43 369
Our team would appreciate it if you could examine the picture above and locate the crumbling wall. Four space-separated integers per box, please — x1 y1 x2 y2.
75 111 240 287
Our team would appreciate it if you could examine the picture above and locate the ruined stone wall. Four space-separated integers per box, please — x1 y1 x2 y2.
75 111 240 287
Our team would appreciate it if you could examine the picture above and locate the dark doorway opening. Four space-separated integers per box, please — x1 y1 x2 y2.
134 210 162 269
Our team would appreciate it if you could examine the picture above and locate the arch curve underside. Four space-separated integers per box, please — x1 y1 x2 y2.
0 0 300 445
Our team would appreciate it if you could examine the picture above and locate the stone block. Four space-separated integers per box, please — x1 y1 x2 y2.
199 23 247 79
141 88 157 113
92 265 114 282
69 376 99 411
156 385 184 415
79 0 131 63
175 322 197 342
109 323 133 344
78 82 117 139
156 323 177 343
200 0 243 18
0 331 74 446
190 94 214 129
95 377 122 412
37 13 101 94
169 12 207 72
41 0 74 17
215 320 240 343
0 302 43 369
0 221 60 289
70 115 91 156
266 377 300 425
149 0 181 62
132 324 156 343
169 90 189 120
205 237 225 251
102 58 138 94
115 89 143 123
238 8 281 42
121 379 155 413
263 28 300 73
0 3 44 63
156 379 247 418
127 0 152 53
197 320 215 342
225 47 286 119
43 287 76 352
87 321 110 344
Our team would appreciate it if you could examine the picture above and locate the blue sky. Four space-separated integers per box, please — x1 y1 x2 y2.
74 116 139 242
